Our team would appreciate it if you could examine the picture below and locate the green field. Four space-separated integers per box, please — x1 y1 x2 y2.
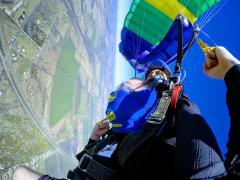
0 115 51 177
17 56 32 77
50 37 78 127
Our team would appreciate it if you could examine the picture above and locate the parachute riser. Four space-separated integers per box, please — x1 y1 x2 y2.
170 14 199 88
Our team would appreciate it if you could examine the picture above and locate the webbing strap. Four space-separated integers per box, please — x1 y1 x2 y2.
86 157 117 180
147 90 172 124
147 85 183 124
175 15 183 73
76 152 118 180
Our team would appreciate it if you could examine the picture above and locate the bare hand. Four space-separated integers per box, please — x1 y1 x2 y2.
203 46 240 79
90 121 110 140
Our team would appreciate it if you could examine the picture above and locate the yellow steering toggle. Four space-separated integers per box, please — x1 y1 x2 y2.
197 39 216 54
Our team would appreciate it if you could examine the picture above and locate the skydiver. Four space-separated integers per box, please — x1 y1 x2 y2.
12 46 240 179
12 75 158 180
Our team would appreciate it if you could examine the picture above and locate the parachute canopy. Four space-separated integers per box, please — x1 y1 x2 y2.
119 0 221 72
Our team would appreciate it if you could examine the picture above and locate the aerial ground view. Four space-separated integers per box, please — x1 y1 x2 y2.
1 0 240 179
0 0 117 179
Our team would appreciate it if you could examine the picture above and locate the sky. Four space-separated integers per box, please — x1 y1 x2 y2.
115 0 240 156
114 0 134 86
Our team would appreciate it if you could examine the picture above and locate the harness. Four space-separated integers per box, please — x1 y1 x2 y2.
67 138 119 180
67 85 184 180
117 85 184 171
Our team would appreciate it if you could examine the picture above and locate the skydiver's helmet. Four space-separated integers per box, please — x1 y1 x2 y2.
144 59 171 94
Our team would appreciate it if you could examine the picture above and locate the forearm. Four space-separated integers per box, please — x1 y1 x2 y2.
224 64 240 167
87 138 97 145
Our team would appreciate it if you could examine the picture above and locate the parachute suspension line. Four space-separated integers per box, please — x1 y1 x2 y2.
124 28 136 61
125 11 146 68
196 1 214 27
197 4 217 28
196 0 227 29
204 0 228 26
180 68 187 83
195 0 200 27
181 0 191 14
198 0 219 27
130 11 146 73
123 29 135 62
200 0 228 29
197 0 225 26
182 28 199 60
122 19 135 61
200 29 218 46
165 22 199 67
198 0 228 30
136 12 146 61
133 12 146 62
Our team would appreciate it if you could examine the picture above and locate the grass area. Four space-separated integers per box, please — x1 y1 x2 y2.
50 37 78 127
45 152 75 178
0 115 52 178
17 56 31 76
24 0 42 15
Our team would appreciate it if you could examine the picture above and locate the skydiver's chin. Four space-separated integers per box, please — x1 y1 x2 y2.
155 83 170 98
146 78 170 97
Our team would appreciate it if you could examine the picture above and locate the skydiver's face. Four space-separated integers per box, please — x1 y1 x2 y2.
147 69 168 81
146 69 170 95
